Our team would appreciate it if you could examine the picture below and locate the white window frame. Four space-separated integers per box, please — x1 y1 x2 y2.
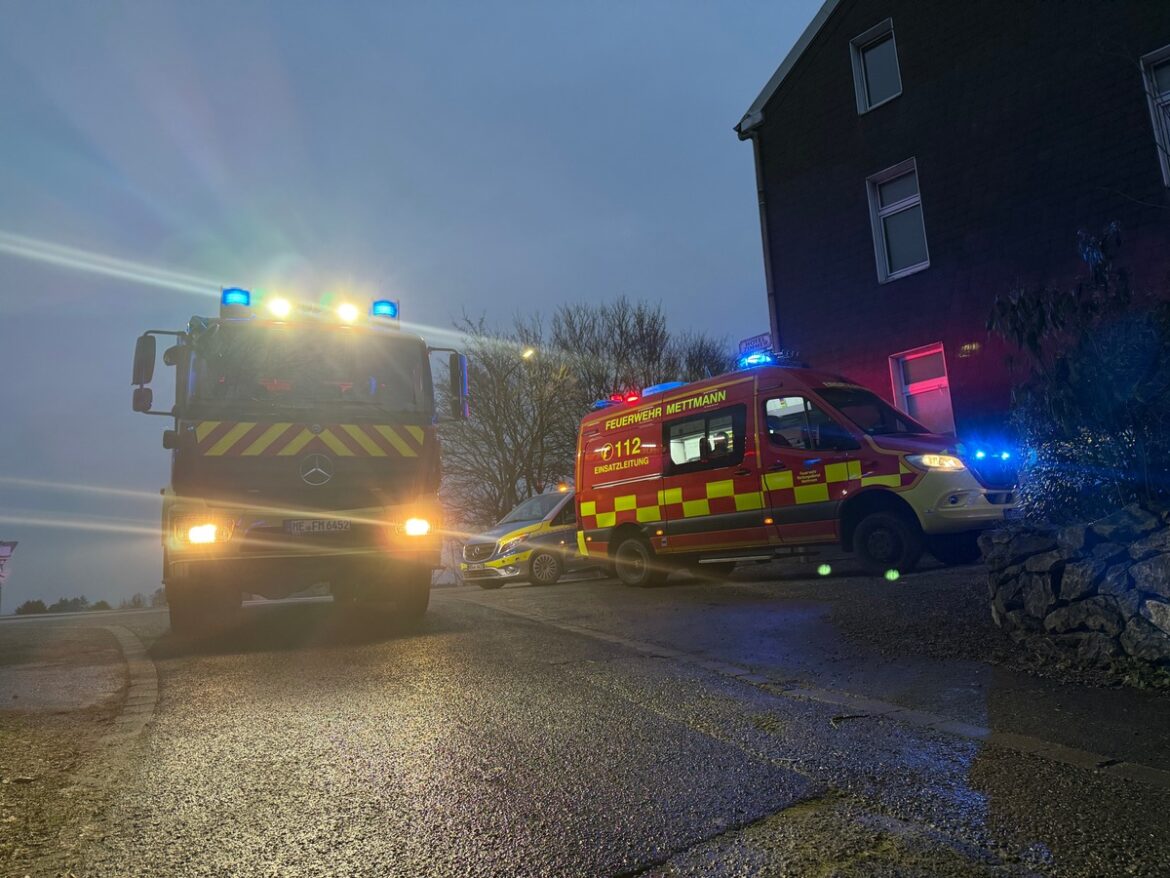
1141 43 1170 187
889 342 955 435
850 18 902 114
866 157 930 283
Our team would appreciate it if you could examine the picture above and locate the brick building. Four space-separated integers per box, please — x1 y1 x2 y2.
737 0 1170 441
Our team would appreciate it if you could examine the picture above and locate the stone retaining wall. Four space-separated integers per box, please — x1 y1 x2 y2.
979 504 1170 671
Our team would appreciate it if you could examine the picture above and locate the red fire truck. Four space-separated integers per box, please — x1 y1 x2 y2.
131 288 467 633
575 354 1017 586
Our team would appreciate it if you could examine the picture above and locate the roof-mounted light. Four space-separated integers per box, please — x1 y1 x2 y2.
337 303 360 323
221 287 251 307
736 350 777 370
266 297 292 318
371 299 399 319
642 381 685 397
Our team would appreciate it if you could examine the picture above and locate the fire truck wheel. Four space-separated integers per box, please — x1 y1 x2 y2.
853 512 924 575
166 581 239 636
612 537 666 588
527 551 563 586
927 532 983 566
397 566 431 620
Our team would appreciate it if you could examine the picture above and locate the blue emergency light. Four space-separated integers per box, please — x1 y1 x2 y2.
371 299 400 319
221 287 251 307
736 350 777 369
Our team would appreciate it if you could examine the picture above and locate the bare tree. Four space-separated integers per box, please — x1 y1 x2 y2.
439 299 732 531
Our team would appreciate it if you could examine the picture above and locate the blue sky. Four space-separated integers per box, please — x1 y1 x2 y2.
0 0 820 608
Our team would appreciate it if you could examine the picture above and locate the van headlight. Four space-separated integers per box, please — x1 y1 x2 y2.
498 537 526 556
907 453 966 472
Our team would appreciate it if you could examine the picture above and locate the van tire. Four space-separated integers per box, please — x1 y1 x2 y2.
527 551 563 586
853 512 924 575
613 537 666 588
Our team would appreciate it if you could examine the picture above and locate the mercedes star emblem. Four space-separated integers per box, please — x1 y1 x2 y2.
300 453 334 486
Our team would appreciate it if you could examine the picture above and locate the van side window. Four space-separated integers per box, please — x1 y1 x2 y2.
665 405 745 474
554 502 575 526
765 397 856 451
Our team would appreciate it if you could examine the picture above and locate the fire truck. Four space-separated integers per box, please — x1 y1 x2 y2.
575 353 1017 586
131 288 468 633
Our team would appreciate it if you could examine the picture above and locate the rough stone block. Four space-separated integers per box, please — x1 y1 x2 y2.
1090 504 1160 543
1024 549 1063 574
1060 559 1104 602
1128 528 1170 561
1006 532 1058 564
1130 554 1170 600
1044 597 1124 637
1056 524 1090 559
1120 617 1170 663
1075 632 1123 667
1091 542 1127 564
1142 599 1170 637
1022 574 1056 620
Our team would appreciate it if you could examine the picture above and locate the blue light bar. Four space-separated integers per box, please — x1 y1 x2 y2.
642 381 685 397
736 350 777 369
371 299 399 318
591 399 617 410
221 287 251 307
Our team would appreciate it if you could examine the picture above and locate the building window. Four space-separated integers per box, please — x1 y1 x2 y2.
866 158 929 282
889 343 955 435
850 19 902 113
1142 44 1170 186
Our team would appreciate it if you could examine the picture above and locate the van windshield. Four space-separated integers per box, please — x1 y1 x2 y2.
499 494 565 525
817 386 929 436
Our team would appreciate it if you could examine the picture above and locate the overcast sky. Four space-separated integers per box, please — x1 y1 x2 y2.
0 0 820 609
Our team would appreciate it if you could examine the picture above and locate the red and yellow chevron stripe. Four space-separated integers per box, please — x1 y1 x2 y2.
192 421 427 458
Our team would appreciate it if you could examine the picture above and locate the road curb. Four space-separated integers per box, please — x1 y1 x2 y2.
99 625 158 747
451 592 1170 791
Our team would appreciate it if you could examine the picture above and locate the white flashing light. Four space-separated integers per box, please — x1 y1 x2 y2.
403 517 430 537
337 303 360 323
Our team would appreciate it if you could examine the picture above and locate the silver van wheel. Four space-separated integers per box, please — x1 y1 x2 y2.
529 551 563 585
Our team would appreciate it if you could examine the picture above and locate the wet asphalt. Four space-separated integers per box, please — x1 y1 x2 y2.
6 568 1170 877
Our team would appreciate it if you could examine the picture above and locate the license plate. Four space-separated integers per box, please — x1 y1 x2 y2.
466 562 484 570
284 519 351 535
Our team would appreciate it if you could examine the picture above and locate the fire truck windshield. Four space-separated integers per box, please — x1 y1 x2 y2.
817 386 929 436
189 324 432 417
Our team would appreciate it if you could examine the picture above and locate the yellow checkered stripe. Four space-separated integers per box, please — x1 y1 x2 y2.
579 479 765 529
193 421 425 457
762 459 914 504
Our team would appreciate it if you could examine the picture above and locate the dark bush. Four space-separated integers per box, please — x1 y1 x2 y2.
988 224 1170 523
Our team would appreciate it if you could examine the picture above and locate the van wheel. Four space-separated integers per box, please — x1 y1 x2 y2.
853 512 924 575
528 551 563 586
613 537 666 588
928 532 982 566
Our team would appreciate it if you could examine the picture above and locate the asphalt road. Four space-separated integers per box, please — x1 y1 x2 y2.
4 566 1170 877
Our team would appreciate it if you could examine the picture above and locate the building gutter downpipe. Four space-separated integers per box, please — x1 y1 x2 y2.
747 128 781 349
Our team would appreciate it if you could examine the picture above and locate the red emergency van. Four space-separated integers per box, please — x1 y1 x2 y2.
574 360 1017 586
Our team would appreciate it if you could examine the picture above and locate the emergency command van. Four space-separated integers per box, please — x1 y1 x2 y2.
575 357 1017 586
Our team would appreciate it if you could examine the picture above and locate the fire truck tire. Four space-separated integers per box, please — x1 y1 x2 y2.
397 566 431 620
527 551 563 586
853 512 924 575
166 580 239 636
927 532 983 566
612 537 666 588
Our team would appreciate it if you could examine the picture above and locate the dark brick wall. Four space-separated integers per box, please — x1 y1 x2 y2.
751 0 1170 434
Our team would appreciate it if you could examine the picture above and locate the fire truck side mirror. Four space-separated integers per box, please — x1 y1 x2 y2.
449 353 469 420
132 334 156 386
132 387 154 413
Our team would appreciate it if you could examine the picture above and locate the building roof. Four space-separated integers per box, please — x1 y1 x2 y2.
735 0 845 139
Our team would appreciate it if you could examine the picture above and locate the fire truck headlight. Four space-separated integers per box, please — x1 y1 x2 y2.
267 297 292 318
403 517 430 537
188 523 219 544
907 453 966 472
